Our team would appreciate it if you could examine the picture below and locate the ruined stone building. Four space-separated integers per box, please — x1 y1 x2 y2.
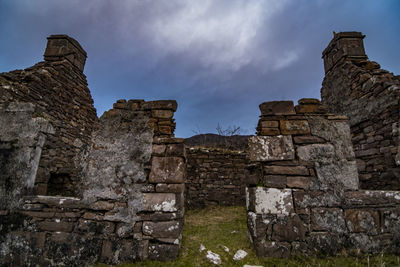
1 32 400 265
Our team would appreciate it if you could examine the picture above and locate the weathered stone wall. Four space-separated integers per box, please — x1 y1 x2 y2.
0 35 185 266
246 99 400 257
0 98 186 265
185 146 248 209
321 32 400 190
0 35 98 196
0 102 54 211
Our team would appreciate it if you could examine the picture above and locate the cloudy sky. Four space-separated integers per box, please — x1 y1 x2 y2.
1 1 399 137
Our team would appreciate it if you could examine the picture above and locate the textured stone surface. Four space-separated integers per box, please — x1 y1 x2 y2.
263 165 309 176
315 160 359 191
0 37 98 196
345 209 379 234
143 193 177 212
311 208 346 233
0 35 185 266
149 157 185 183
247 32 400 258
248 136 294 162
143 221 181 238
185 146 249 208
321 31 400 190
0 103 54 210
252 187 293 215
259 101 295 115
280 120 310 135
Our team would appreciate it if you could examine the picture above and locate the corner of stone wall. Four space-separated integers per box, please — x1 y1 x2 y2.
246 98 400 257
0 98 185 265
321 31 400 190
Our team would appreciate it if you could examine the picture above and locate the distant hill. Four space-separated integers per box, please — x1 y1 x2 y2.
185 134 251 151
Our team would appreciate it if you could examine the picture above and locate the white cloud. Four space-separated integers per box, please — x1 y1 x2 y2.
143 0 289 71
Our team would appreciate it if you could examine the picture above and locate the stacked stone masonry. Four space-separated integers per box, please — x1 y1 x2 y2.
321 32 400 190
0 35 98 197
246 99 400 257
0 35 185 266
185 146 249 209
2 31 400 265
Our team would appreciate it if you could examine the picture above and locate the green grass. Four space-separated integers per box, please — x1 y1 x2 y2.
106 206 400 267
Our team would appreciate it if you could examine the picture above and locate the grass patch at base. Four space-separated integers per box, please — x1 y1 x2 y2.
108 206 400 267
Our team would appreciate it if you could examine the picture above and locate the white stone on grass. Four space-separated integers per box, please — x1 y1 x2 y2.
233 249 248 261
199 244 206 252
206 250 221 265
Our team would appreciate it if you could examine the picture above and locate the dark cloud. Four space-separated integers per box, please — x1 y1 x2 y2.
1 0 399 137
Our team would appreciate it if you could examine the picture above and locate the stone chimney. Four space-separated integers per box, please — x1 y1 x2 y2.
43 35 87 72
322 31 367 74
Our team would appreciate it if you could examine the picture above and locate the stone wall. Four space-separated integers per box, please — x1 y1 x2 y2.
0 35 185 266
185 146 248 209
0 99 186 265
321 32 400 190
0 102 54 211
246 99 400 257
0 35 98 196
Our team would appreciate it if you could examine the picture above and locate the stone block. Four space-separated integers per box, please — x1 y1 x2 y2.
260 120 279 128
166 143 186 157
280 120 310 135
263 175 286 188
159 126 172 135
247 211 270 243
381 208 400 233
263 165 309 176
296 144 335 163
293 135 326 144
248 136 294 162
142 100 178 112
142 193 177 212
252 187 294 215
307 116 355 160
152 110 174 119
156 183 184 193
38 220 74 232
315 160 359 191
286 176 310 189
345 209 379 234
24 196 85 209
259 101 295 116
271 214 307 242
344 190 400 206
152 144 166 155
139 210 184 221
298 98 321 105
307 233 345 255
142 220 181 238
295 104 328 114
89 201 114 211
149 244 180 261
149 157 185 183
311 208 346 233
293 191 343 208
259 127 280 135
348 233 382 254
